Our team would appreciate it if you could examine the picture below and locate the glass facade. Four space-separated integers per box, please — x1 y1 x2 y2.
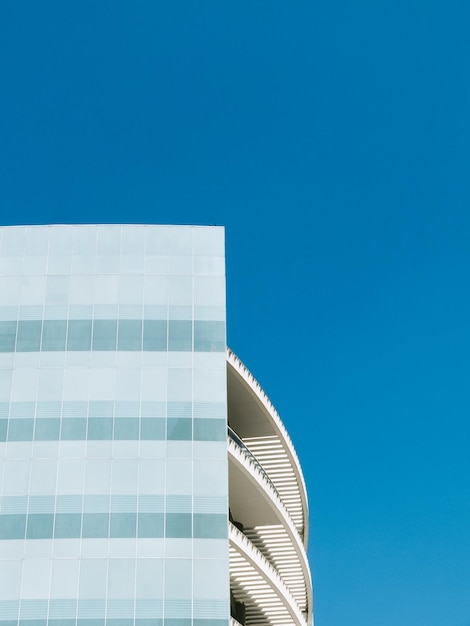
0 225 229 626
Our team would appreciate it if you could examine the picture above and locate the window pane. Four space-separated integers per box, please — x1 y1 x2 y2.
194 321 225 352
61 418 86 440
87 418 113 440
137 513 164 538
67 320 92 351
117 320 142 351
0 514 26 539
193 514 227 539
92 320 117 351
54 513 81 538
34 418 60 441
0 321 17 352
193 419 225 441
113 418 139 440
143 320 167 351
8 419 34 441
110 513 137 538
140 418 165 440
42 320 67 351
167 418 191 441
0 419 7 441
82 513 109 538
26 513 54 539
16 320 42 352
165 513 191 538
168 321 191 351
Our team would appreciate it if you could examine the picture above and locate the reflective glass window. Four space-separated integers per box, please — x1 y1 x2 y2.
137 513 164 538
113 418 139 440
193 419 225 441
110 513 137 538
26 513 54 539
143 320 167 351
0 321 17 352
67 320 92 351
35 419 60 441
54 513 82 538
194 321 225 352
61 418 86 440
16 320 42 352
167 418 191 441
42 320 67 351
82 513 109 538
8 418 34 441
168 321 191 351
193 514 227 539
140 418 165 440
117 320 142 351
0 514 26 539
87 418 113 440
165 513 191 538
92 320 117 351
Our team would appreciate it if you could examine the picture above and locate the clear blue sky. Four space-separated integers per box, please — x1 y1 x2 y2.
1 2 470 625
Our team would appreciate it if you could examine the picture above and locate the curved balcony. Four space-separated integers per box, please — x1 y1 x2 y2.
228 436 311 620
229 523 307 626
227 349 309 546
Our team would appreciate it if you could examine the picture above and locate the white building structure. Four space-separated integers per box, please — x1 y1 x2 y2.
0 225 312 626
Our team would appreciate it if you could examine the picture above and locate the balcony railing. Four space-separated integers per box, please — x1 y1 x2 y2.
228 426 282 502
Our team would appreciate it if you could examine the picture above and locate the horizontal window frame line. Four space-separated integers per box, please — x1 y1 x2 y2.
0 319 225 354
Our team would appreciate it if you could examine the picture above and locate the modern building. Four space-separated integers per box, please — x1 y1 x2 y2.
0 225 312 626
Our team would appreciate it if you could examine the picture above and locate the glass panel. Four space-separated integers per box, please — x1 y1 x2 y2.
92 320 117 351
8 418 34 441
167 418 191 441
137 513 164 538
87 418 113 440
16 320 42 352
67 320 92 351
168 321 191 352
193 321 225 352
193 514 227 539
113 418 139 440
0 513 26 539
193 419 225 441
61 418 86 440
54 513 82 538
26 513 54 539
42 320 67 351
117 320 142 351
165 513 191 538
143 320 167 351
140 418 165 440
0 419 7 441
34 419 60 441
109 513 137 538
0 321 17 352
82 513 109 538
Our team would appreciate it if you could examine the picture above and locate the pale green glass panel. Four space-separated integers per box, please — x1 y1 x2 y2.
168 321 191 351
167 418 191 441
113 418 139 440
117 320 142 351
42 320 67 351
140 418 165 440
87 418 113 440
109 513 137 538
8 419 34 441
34 419 60 441
67 320 92 351
193 321 225 352
193 419 225 441
137 513 164 538
193 514 227 539
82 513 109 538
0 321 17 352
143 320 167 351
165 513 191 538
92 320 117 351
61 418 86 440
26 513 54 539
54 513 81 538
0 514 26 539
16 320 42 352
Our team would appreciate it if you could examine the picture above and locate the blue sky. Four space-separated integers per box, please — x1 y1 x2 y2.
1 2 470 625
